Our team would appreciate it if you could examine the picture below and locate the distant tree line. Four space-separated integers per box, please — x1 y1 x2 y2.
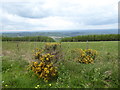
61 34 120 42
2 36 55 42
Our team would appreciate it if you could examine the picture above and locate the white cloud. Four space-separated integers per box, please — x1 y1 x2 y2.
0 0 119 32
0 0 44 3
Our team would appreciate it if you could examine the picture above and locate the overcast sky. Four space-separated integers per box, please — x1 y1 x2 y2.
0 0 119 32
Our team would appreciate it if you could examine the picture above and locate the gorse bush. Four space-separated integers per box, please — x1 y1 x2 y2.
45 43 61 52
33 48 43 59
72 48 97 64
31 60 58 82
31 49 58 82
44 43 62 62
33 49 55 63
30 43 62 82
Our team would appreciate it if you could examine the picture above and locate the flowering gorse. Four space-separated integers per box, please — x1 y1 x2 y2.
72 48 97 64
31 60 57 82
30 43 61 82
45 43 61 53
44 43 62 62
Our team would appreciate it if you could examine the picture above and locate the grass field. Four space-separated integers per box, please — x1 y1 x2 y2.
2 41 119 88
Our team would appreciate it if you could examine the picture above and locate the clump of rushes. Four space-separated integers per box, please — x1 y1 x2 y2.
72 48 98 64
30 43 62 82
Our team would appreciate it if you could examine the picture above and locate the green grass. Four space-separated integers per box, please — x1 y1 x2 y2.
2 41 119 88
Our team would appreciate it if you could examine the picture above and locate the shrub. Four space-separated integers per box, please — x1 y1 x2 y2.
72 48 97 64
30 43 62 82
44 43 61 53
31 60 57 82
44 43 62 63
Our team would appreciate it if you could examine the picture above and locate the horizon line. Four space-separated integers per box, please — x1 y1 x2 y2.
1 29 118 33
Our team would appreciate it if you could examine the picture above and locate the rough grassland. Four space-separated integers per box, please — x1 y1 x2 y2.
2 41 119 88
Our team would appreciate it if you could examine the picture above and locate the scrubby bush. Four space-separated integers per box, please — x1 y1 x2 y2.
72 48 97 64
44 43 63 63
30 43 62 82
45 43 61 52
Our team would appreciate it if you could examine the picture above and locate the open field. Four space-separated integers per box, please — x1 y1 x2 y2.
2 41 119 88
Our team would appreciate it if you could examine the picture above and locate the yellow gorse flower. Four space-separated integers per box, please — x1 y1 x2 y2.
46 58 49 61
73 48 97 64
30 47 58 82
30 43 61 82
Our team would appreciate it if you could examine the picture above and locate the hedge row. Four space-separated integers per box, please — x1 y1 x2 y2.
61 34 120 42
2 36 55 42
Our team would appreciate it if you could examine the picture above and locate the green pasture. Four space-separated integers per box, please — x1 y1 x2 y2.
1 41 119 88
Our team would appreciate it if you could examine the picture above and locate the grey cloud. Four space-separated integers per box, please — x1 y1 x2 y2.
1 0 118 31
2 2 50 19
1 13 46 30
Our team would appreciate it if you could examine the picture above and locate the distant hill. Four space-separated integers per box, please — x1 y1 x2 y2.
2 29 118 40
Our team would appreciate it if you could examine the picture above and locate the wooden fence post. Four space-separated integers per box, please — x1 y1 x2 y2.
86 40 89 49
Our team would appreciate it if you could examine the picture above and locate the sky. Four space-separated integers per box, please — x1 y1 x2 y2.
0 0 119 32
